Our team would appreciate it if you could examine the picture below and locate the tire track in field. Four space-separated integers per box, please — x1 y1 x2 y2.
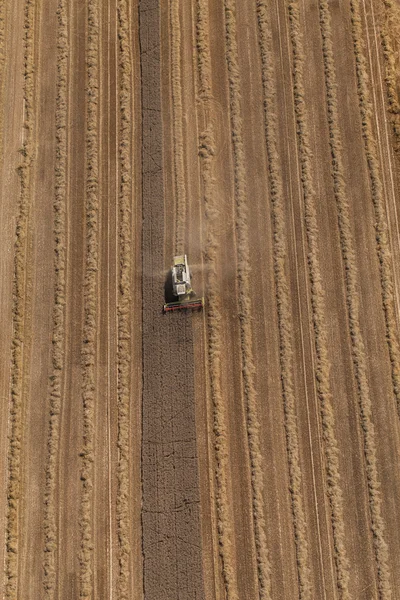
5 1 36 597
350 0 400 424
170 0 186 254
350 2 394 597
223 2 272 598
196 1 239 598
318 1 382 597
116 0 132 596
258 3 315 598
42 0 68 597
80 0 100 596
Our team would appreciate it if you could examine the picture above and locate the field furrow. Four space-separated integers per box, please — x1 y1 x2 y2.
79 0 100 596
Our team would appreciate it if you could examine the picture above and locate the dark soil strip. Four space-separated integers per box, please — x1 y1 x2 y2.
139 1 205 598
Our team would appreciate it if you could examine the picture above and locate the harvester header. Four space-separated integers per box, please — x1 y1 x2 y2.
163 255 204 312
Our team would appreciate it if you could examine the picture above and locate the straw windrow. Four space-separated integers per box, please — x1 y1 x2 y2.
42 0 68 597
170 0 186 254
116 0 133 596
5 0 36 597
223 1 272 597
79 0 100 596
196 1 239 597
350 0 400 425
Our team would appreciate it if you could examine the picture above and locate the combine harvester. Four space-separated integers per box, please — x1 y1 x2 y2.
163 255 204 313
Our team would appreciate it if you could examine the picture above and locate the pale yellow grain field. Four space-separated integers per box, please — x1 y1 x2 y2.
1 1 400 599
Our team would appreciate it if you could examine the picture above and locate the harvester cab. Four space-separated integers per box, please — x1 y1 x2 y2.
164 255 204 312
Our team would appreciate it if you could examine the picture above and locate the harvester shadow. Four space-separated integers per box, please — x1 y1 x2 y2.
164 269 176 304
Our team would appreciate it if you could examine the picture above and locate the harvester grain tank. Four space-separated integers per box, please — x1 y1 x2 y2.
163 255 204 312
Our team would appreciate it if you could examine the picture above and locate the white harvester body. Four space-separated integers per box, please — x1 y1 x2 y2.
164 254 204 312
171 254 192 297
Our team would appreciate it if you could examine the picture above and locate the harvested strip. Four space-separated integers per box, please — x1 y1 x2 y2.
257 2 313 597
223 2 272 598
196 1 239 597
116 0 132 597
80 0 100 597
42 0 68 597
349 0 400 422
348 1 395 596
5 0 36 598
170 0 186 254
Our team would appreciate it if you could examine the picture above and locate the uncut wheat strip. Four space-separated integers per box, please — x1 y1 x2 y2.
116 0 133 597
42 1 68 598
5 1 36 598
170 0 186 254
196 1 239 598
79 0 100 597
223 2 273 598
350 0 400 421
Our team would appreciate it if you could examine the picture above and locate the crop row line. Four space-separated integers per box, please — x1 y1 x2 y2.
195 0 239 597
42 0 68 598
170 0 186 254
350 0 400 423
223 2 272 597
5 0 36 598
116 0 133 597
79 0 100 597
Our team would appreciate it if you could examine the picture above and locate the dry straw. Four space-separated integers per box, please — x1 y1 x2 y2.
80 0 100 597
317 0 384 596
258 2 315 597
380 0 400 154
5 0 36 598
42 0 68 597
196 1 239 597
349 0 396 596
223 1 272 597
350 0 400 422
0 0 5 163
116 0 133 597
170 0 186 254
